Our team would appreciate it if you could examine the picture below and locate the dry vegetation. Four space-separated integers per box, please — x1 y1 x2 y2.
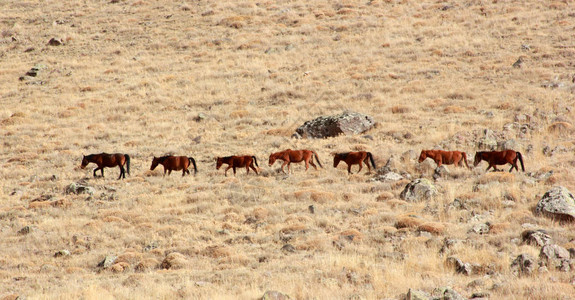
1 0 575 299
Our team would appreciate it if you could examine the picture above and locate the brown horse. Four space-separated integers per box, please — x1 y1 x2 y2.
150 155 197 176
268 149 323 174
216 155 259 176
333 151 376 174
81 153 131 180
418 150 470 169
473 150 525 172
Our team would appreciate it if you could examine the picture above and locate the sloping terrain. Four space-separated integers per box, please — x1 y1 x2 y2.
1 0 575 299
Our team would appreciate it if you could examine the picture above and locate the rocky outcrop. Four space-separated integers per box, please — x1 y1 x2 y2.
400 178 438 202
535 186 575 222
294 112 375 139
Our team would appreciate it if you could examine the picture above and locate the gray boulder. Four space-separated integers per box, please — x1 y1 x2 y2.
521 229 552 247
535 186 575 222
262 290 291 300
510 253 536 276
295 112 375 139
406 289 431 300
400 178 438 202
431 287 466 300
66 182 95 195
540 244 571 271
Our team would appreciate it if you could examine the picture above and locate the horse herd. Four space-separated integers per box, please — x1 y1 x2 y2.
80 149 525 180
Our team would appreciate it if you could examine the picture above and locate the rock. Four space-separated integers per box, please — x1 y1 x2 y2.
471 292 490 299
281 244 296 253
446 256 472 275
433 166 450 180
17 226 33 235
540 244 571 271
262 290 291 300
48 37 64 46
65 182 95 195
521 229 552 247
54 249 70 258
510 253 535 276
468 223 490 235
535 186 575 222
406 289 431 300
295 111 375 139
400 178 438 202
497 139 518 151
160 252 188 270
97 255 117 268
431 287 466 300
371 172 403 182
477 129 497 150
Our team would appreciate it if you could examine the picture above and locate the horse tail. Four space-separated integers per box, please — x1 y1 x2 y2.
313 151 323 168
462 152 470 169
189 157 198 174
124 154 131 175
516 151 525 172
367 152 377 169
252 156 259 167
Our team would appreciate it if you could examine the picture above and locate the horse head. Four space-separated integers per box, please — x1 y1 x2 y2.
473 152 483 167
333 154 341 168
150 157 160 170
216 157 223 169
80 155 89 169
268 153 277 166
418 150 427 163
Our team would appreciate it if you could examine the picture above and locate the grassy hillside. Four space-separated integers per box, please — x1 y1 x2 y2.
1 0 574 299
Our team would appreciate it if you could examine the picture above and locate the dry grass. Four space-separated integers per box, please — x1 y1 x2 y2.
2 0 575 299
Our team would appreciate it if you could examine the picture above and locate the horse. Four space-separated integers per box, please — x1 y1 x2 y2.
81 153 130 180
268 149 323 174
418 150 470 169
216 155 259 176
473 150 525 173
150 155 197 176
333 151 376 174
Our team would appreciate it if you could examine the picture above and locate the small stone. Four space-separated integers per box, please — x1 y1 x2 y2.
262 290 291 300
48 37 64 46
97 255 118 268
521 229 552 247
17 226 33 235
406 289 431 300
281 244 296 253
54 250 71 258
510 253 535 276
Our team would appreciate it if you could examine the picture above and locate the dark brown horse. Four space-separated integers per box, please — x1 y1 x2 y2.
268 149 323 174
418 150 470 169
216 155 259 176
333 151 376 174
150 155 197 176
81 153 131 180
473 150 525 172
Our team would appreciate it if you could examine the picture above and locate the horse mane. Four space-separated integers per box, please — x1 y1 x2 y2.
157 155 171 162
335 152 349 159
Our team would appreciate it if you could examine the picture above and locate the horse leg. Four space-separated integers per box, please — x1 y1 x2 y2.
281 161 289 174
163 168 167 177
118 166 125 180
347 163 352 174
250 163 258 175
168 170 172 176
101 168 105 177
225 166 232 177
182 169 186 176
357 162 363 173
93 168 99 177
309 159 317 170
233 167 237 176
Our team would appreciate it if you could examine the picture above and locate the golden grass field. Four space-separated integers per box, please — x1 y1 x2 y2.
1 0 575 299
